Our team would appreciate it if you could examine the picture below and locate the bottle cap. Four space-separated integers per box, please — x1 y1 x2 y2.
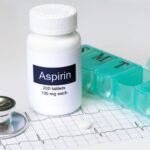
29 4 77 35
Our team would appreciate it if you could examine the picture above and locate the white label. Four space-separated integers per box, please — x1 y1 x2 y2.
27 49 81 115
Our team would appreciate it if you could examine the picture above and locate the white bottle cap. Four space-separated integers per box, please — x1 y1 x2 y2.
29 4 77 35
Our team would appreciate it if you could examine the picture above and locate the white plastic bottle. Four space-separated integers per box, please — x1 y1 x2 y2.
27 4 81 115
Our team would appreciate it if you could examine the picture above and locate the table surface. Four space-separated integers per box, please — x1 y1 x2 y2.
0 0 150 149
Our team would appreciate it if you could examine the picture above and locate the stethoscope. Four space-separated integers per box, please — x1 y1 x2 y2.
0 96 28 139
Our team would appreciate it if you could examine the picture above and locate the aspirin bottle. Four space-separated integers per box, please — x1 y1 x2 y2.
27 4 81 115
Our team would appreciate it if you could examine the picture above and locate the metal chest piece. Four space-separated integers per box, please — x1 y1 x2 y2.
0 96 28 139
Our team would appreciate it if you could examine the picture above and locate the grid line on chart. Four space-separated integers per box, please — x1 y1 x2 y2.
102 102 133 140
1 100 150 150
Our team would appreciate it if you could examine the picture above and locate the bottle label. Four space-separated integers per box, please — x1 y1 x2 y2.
27 48 81 114
33 64 76 85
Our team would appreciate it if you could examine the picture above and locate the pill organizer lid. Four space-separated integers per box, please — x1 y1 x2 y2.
0 96 16 111
29 4 77 35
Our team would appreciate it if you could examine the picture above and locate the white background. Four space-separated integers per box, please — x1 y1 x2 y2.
1 0 150 149
1 0 150 110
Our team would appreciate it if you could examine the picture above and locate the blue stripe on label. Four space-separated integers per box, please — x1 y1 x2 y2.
33 64 76 85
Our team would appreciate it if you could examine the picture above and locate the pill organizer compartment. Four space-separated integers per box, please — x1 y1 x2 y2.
134 69 150 116
82 45 143 103
82 45 118 93
94 59 143 106
82 45 150 118
114 65 143 109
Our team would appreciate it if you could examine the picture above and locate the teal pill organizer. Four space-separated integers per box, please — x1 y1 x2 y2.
82 45 150 118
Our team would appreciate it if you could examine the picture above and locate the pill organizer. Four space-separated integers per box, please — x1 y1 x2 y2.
82 45 150 118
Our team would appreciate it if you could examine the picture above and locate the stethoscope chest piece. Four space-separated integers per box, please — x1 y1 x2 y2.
0 96 28 139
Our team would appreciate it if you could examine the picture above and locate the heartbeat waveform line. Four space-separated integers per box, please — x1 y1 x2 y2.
37 134 45 144
1 121 150 149
134 122 150 131
0 130 100 148
134 122 144 131
24 106 123 122
1 102 150 150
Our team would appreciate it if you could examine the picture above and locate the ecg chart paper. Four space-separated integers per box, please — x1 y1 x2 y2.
1 95 150 150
